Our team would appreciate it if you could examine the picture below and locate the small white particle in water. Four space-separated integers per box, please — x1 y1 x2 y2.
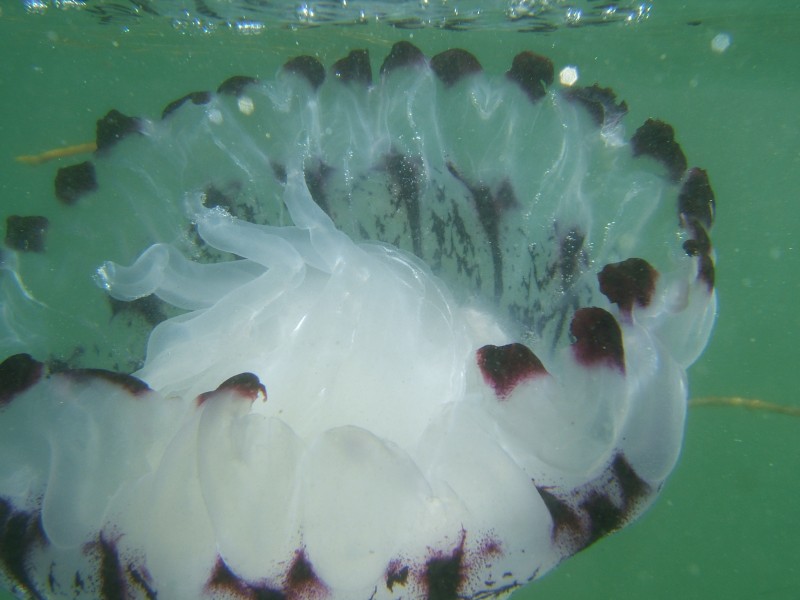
238 96 255 115
711 33 731 53
559 66 579 87
208 108 223 125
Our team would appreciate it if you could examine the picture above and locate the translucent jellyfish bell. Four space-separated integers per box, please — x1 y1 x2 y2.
0 43 716 599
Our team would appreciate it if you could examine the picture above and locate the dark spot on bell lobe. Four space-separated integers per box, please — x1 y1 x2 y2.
206 558 286 599
612 453 650 506
385 561 409 591
423 537 465 600
57 368 151 397
217 373 266 401
285 550 326 598
0 499 47 599
570 307 625 373
676 168 716 289
598 258 659 318
536 487 582 544
96 109 143 152
679 167 715 229
580 491 622 545
96 535 127 600
196 372 266 406
380 41 427 75
55 161 97 205
563 84 628 128
161 91 212 119
505 51 554 102
217 75 259 97
283 56 326 90
430 49 482 87
631 118 687 182
332 49 372 86
477 343 548 399
0 354 44 406
5 216 49 253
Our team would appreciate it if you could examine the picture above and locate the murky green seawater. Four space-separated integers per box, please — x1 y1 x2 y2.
0 1 798 598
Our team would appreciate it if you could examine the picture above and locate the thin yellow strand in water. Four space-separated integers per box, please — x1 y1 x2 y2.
690 396 800 417
15 142 97 165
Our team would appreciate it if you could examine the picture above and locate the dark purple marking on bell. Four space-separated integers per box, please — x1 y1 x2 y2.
73 570 85 595
332 49 372 86
283 56 326 91
447 162 515 297
0 499 47 600
380 41 427 76
630 118 687 183
679 190 715 290
385 560 409 591
679 167 716 229
385 151 423 256
4 215 49 253
580 491 622 546
569 307 625 373
430 49 482 87
93 534 129 600
217 75 259 97
304 160 334 217
538 452 651 556
96 109 143 152
127 565 157 600
206 558 286 600
0 353 44 407
285 550 326 599
505 51 554 103
582 456 649 546
58 368 151 397
161 91 212 119
535 486 582 546
196 372 266 406
612 453 650 508
682 221 711 258
423 534 466 600
476 343 548 400
598 258 659 318
219 372 266 400
695 254 715 290
563 84 628 128
55 161 97 205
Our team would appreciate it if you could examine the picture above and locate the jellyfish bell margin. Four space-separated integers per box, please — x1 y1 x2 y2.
0 42 716 600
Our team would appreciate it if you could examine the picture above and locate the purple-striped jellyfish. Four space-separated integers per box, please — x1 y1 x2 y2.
0 43 716 600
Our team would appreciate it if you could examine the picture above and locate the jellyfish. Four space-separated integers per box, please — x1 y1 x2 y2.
0 43 716 600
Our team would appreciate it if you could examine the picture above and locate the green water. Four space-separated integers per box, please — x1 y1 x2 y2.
0 1 798 599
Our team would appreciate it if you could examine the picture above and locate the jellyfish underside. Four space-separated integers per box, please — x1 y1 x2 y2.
0 43 716 600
